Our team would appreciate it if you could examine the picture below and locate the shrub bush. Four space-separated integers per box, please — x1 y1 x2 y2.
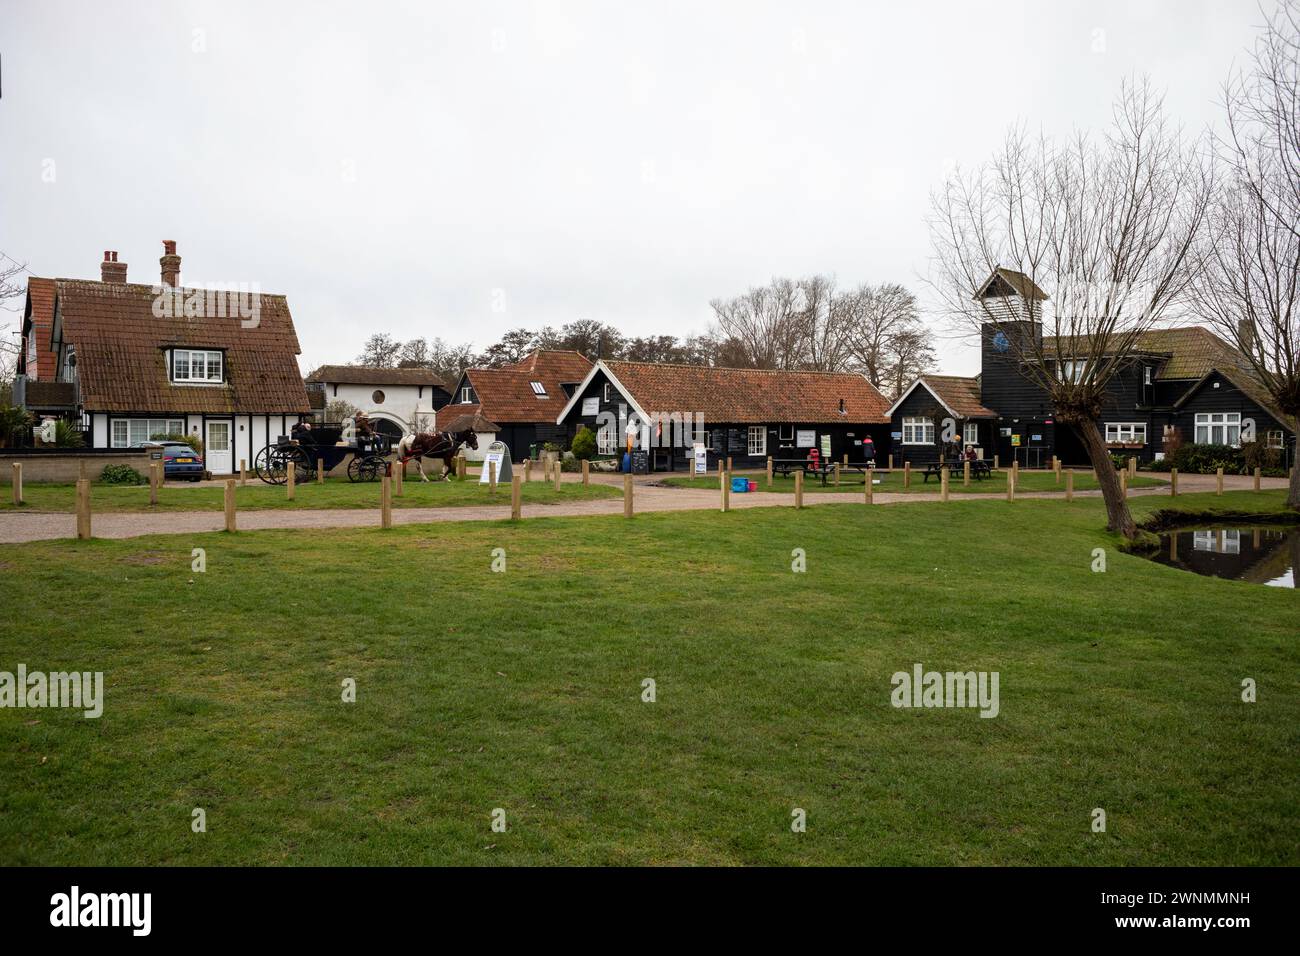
1241 440 1287 477
1166 443 1243 475
570 426 597 460
99 464 146 486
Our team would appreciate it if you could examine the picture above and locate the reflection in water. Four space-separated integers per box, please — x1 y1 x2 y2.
1151 526 1298 587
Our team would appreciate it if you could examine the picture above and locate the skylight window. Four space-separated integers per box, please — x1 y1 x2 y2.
530 381 547 397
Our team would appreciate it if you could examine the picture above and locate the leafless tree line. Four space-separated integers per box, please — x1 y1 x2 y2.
709 277 935 394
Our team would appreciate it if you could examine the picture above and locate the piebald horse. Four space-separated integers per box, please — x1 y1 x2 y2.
397 428 479 481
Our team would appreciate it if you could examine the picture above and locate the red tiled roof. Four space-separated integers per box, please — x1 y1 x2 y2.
600 361 892 424
25 277 57 379
436 402 483 426
437 410 501 433
306 365 445 387
463 350 593 423
55 279 310 415
918 375 996 418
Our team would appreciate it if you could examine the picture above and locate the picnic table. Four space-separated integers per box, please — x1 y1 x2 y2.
921 460 992 482
771 458 877 486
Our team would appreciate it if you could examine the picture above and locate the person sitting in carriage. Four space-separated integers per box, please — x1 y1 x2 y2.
291 419 315 444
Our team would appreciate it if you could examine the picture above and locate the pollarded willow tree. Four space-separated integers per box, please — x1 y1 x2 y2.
928 79 1213 538
1188 0 1300 509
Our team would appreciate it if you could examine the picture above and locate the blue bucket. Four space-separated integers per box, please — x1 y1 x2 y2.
730 477 750 493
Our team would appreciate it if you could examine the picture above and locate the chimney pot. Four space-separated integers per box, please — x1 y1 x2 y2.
160 240 181 288
100 250 128 284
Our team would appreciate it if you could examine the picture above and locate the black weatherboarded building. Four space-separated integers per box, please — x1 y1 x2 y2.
889 268 1296 468
554 360 893 472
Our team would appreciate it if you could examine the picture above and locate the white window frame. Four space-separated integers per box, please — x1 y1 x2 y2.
596 425 617 455
902 416 934 445
459 386 472 403
1061 360 1085 383
602 382 612 402
171 349 223 384
1194 412 1241 447
962 422 979 446
1266 429 1284 450
1105 422 1148 445
110 418 187 448
747 426 767 456
530 381 547 397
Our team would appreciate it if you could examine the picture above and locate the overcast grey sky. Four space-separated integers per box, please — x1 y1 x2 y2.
0 0 1273 374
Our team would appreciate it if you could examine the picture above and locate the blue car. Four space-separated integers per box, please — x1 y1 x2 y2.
133 441 205 481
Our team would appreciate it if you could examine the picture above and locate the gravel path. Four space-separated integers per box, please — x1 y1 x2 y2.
0 471 1286 543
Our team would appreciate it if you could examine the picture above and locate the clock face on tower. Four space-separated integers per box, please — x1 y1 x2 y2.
992 331 1011 353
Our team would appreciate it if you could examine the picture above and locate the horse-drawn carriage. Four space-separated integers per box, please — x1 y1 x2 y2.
254 424 391 485
254 416 484 486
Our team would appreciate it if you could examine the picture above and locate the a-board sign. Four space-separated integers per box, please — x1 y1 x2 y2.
797 429 816 448
631 449 649 475
478 440 513 483
693 443 707 474
581 397 599 416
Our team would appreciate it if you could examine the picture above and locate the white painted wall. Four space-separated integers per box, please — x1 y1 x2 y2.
320 382 436 433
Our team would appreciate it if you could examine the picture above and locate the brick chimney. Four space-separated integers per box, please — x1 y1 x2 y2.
160 240 181 288
100 250 128 283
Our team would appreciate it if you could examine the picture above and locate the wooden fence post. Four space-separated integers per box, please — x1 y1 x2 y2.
394 460 404 496
239 458 247 486
1006 468 1015 503
1066 469 1074 502
511 475 522 520
317 457 325 484
553 461 562 492
721 470 730 512
489 459 497 494
833 462 840 487
150 461 160 505
524 458 532 482
903 461 911 488
1129 456 1137 478
842 453 848 466
726 456 733 473
888 453 895 471
1253 466 1261 492
941 465 949 502
993 454 999 470
623 474 633 517
865 467 874 504
380 475 392 528
795 469 804 509
1215 466 1223 495
76 478 91 539
581 459 589 486
224 479 236 532
287 460 295 500
1120 469 1128 499
766 456 773 488
1012 460 1019 484
11 462 22 505
963 459 970 487
1170 467 1178 497
1054 457 1061 484
457 455 466 480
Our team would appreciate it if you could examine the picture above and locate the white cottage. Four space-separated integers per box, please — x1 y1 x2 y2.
305 366 451 440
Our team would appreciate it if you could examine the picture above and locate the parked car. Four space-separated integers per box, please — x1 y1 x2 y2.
131 441 205 481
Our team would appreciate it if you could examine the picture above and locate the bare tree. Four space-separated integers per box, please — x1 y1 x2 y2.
882 326 937 399
1188 0 1300 509
0 253 28 395
793 275 854 371
929 79 1213 538
843 283 926 389
710 278 804 369
355 332 403 367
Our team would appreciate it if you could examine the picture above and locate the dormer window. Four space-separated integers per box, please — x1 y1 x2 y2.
530 381 547 397
172 348 223 384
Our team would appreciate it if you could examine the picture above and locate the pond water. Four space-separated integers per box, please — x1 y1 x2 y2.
1150 525 1298 588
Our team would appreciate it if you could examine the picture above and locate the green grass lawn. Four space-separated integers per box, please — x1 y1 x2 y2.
0 475 620 513
661 468 1164 494
0 490 1296 865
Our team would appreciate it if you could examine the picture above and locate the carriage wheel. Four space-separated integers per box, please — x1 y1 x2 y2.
255 446 286 485
347 454 384 482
